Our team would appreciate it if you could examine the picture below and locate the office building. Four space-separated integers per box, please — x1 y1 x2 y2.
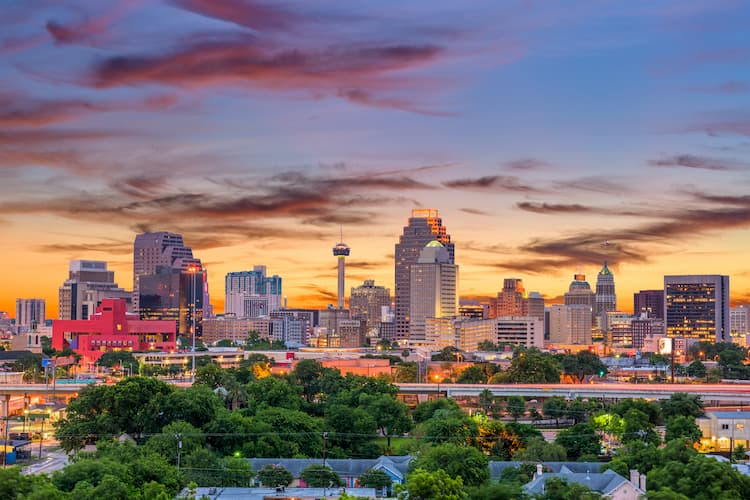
664 275 730 342
548 304 592 344
595 262 616 329
607 313 633 347
409 241 458 344
202 315 271 345
564 274 596 322
59 260 131 320
269 309 317 345
317 307 365 348
133 232 203 313
394 209 454 341
730 305 748 339
15 298 45 330
350 280 391 335
490 278 528 318
527 292 545 321
52 298 176 369
631 315 664 350
225 266 282 317
139 264 205 337
634 289 664 320
426 316 543 352
459 300 485 319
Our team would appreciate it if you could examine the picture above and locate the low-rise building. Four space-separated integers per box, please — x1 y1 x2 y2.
698 410 750 452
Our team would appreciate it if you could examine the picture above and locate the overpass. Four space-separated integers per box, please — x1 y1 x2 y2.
396 383 750 404
0 384 90 417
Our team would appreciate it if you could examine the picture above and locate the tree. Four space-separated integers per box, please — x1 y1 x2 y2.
478 389 496 416
555 423 601 460
215 339 235 347
647 455 750 500
622 408 661 446
300 464 344 487
412 442 489 487
422 409 479 445
95 351 139 373
664 416 702 443
292 359 324 403
325 404 378 456
144 421 205 463
557 351 607 383
395 468 468 500
477 340 498 351
610 398 662 426
661 393 704 419
475 419 523 460
506 396 526 420
686 360 707 379
193 362 226 388
432 346 463 362
257 464 294 487
498 350 561 383
359 393 412 450
456 364 488 384
513 437 567 461
394 362 417 382
543 396 568 426
246 376 302 411
358 469 393 492
412 398 461 423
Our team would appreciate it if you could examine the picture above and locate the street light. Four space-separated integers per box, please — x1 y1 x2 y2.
187 265 200 384
433 373 441 397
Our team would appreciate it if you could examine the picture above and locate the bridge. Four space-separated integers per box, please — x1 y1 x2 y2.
396 383 750 404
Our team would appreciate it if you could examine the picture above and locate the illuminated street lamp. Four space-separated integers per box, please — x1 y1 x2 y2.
433 373 441 396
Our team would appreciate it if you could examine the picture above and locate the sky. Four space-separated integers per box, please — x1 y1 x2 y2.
2 0 750 316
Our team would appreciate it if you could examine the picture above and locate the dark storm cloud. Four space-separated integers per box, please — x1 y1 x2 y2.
504 158 551 171
649 154 748 171
460 208 492 216
516 202 593 214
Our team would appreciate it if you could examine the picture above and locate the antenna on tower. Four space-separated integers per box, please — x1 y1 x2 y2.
339 225 343 243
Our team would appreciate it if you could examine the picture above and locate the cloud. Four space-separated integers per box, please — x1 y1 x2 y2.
516 202 592 214
504 158 551 171
684 111 750 137
169 0 302 31
556 176 631 194
45 0 141 47
649 154 748 171
337 88 455 116
35 240 133 255
442 175 539 193
460 208 492 216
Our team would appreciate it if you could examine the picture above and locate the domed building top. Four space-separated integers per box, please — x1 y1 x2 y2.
426 240 444 248
568 273 592 292
417 241 450 263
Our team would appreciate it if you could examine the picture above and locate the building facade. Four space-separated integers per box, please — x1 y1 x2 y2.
548 304 592 345
225 266 282 317
201 315 271 345
394 209 454 341
138 265 205 337
634 289 664 320
664 275 730 342
52 298 176 368
350 280 391 336
59 260 131 320
490 278 528 318
409 241 457 345
595 262 616 329
730 305 749 345
15 299 45 330
426 316 543 352
564 274 596 323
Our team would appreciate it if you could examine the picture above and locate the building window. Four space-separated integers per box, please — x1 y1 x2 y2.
722 424 729 430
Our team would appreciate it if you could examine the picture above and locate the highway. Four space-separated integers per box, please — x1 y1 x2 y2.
396 382 750 403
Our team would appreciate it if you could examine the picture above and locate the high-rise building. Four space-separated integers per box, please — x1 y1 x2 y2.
395 209 454 341
595 262 616 329
631 315 664 350
15 298 45 329
409 241 457 344
133 232 201 313
426 316 543 352
139 264 206 337
527 292 545 321
459 300 485 319
634 290 664 320
350 280 391 335
548 304 592 345
491 278 528 317
730 305 749 344
564 274 596 315
225 266 282 317
333 232 351 309
59 260 131 320
664 275 730 343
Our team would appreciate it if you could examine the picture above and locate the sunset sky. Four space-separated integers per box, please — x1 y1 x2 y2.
2 0 750 316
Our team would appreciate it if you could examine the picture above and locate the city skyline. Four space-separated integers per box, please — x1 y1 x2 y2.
2 1 750 314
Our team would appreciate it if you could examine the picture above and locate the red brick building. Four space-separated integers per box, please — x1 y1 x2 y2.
52 298 176 368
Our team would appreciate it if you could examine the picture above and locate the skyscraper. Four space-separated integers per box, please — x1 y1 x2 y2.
15 298 45 329
59 260 131 320
595 262 616 329
139 264 205 337
333 232 351 309
634 290 664 319
132 232 199 313
664 275 730 343
548 304 592 345
730 305 749 343
409 241 458 344
350 279 391 335
395 209 454 341
527 292 545 321
564 273 595 323
225 266 282 317
491 278 528 317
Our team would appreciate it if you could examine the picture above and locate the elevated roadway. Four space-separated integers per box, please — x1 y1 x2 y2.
396 383 750 404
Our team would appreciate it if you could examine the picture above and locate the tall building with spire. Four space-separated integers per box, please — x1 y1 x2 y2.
333 229 351 309
394 209 454 341
595 262 616 329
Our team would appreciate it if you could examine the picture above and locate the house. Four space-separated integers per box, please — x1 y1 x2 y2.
523 466 645 500
248 455 413 489
698 410 750 452
188 486 378 499
488 460 604 481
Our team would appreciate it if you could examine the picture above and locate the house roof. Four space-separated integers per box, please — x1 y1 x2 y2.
709 411 750 419
190 487 377 499
524 469 637 496
488 461 603 480
248 456 413 480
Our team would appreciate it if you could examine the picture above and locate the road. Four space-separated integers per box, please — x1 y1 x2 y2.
22 446 69 475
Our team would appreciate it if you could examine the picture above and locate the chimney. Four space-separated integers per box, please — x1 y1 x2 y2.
640 473 646 491
629 470 639 486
